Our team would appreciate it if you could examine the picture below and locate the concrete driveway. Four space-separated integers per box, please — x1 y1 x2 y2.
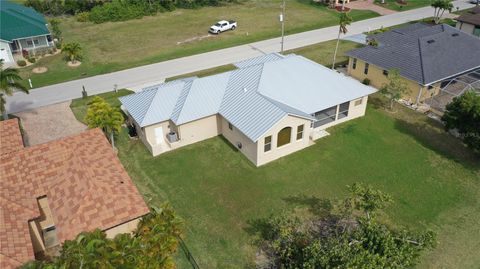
14 101 87 146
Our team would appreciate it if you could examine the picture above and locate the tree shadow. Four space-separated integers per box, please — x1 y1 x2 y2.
394 118 480 171
282 194 333 218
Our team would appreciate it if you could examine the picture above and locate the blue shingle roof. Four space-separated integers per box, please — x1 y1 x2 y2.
346 23 480 85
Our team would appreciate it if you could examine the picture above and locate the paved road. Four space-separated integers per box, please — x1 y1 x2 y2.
6 0 474 114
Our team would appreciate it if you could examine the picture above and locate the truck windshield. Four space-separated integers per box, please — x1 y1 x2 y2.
215 23 222 26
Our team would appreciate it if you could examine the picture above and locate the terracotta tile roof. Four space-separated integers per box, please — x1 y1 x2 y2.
0 119 24 155
0 128 150 267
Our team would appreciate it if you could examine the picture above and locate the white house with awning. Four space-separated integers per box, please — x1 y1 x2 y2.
120 53 376 166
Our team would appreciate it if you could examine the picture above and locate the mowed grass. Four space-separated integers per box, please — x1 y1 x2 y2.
70 89 133 123
113 96 480 268
375 0 433 11
19 0 378 87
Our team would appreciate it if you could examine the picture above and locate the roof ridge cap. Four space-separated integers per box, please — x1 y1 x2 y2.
417 38 427 85
140 87 162 126
170 80 194 123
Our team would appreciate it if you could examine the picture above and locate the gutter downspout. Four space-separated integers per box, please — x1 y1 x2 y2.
415 85 423 105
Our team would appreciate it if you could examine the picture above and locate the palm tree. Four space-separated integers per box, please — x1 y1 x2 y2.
84 96 124 149
0 60 28 120
62 42 82 63
331 12 353 70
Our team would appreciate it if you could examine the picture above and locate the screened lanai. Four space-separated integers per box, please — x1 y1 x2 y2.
425 69 480 114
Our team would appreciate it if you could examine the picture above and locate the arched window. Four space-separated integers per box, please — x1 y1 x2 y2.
277 127 292 147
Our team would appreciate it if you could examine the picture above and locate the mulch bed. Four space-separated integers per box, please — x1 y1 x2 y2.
335 6 351 12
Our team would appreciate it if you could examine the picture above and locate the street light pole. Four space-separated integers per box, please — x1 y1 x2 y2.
280 0 286 53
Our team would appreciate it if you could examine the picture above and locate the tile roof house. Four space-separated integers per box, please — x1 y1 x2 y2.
0 1 53 65
120 54 376 166
0 119 150 268
345 23 480 104
456 6 480 37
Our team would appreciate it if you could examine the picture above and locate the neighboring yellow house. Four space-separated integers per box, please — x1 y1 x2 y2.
121 53 375 167
345 23 480 104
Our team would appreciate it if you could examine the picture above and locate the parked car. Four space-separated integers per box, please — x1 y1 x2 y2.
470 0 479 4
209 20 237 34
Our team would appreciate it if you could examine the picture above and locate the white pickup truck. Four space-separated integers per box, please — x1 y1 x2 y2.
209 20 237 34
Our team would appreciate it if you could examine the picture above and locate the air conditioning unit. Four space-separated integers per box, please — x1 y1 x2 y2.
167 132 178 143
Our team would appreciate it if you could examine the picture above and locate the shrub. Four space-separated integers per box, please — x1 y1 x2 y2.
17 60 27 67
363 78 371 85
55 42 62 50
76 11 90 22
27 57 36 63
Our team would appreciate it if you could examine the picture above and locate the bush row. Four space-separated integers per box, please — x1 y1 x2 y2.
87 0 237 24
25 0 105 16
25 0 239 24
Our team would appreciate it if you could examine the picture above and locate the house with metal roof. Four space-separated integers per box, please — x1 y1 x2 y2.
345 23 480 105
120 54 375 166
456 6 480 37
0 1 53 65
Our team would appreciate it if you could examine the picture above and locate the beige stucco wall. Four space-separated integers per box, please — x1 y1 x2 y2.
347 57 437 103
256 115 312 166
220 116 258 165
28 220 46 254
143 120 171 156
105 218 142 239
37 197 54 229
456 21 476 35
175 115 221 148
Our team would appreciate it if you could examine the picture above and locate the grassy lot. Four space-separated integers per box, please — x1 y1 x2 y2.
19 0 378 88
69 89 133 123
69 38 480 268
111 95 479 268
375 0 433 11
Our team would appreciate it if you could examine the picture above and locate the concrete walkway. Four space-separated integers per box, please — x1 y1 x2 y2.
5 0 474 114
346 0 396 16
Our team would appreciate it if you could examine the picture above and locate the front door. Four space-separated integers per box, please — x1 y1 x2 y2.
154 126 164 145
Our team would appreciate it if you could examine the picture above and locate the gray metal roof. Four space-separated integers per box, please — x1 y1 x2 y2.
120 53 375 142
258 56 375 114
234 53 284 68
346 23 480 85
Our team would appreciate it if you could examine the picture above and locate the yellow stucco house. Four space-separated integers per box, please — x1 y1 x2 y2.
120 54 375 166
345 23 480 105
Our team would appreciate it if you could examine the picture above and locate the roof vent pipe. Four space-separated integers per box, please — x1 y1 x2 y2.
243 87 247 93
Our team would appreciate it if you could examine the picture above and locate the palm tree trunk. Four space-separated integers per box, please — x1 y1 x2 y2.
331 29 342 70
110 132 115 150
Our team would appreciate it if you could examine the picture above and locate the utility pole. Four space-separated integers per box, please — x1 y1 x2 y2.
280 0 286 53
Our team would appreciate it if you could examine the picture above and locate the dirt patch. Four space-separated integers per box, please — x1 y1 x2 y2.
32 67 48 74
14 101 87 146
177 34 214 45
67 61 82 67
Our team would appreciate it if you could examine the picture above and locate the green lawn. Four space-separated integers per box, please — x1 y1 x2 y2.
112 96 479 268
375 0 433 11
70 89 133 123
19 0 378 88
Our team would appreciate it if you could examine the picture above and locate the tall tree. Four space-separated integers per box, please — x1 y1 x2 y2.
62 42 82 63
0 60 28 120
442 91 480 152
343 182 393 221
331 12 352 70
380 69 409 111
84 96 124 149
49 19 62 42
431 0 453 24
